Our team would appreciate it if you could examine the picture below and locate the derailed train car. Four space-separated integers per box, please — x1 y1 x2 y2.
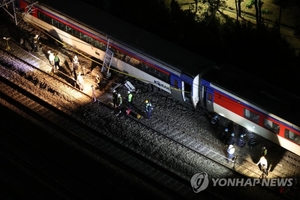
19 0 213 109
18 0 300 156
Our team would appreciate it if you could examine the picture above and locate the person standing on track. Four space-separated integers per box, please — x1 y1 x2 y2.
227 144 235 162
48 50 55 66
226 133 236 146
117 93 122 114
261 146 267 156
113 90 117 109
33 34 39 52
236 134 246 147
54 53 60 71
145 100 153 119
76 72 84 91
127 91 133 109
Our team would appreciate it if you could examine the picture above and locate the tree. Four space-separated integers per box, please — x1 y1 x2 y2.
235 0 242 20
254 0 262 27
272 0 288 32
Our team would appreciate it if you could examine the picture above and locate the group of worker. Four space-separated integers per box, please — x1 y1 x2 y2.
222 125 270 178
226 141 269 178
48 53 86 91
112 89 153 118
48 51 153 116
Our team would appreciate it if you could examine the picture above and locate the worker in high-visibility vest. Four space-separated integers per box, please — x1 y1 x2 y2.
127 91 133 109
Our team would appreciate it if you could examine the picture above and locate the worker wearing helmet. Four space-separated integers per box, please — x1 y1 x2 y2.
261 146 267 156
236 134 246 147
127 91 133 109
226 132 236 146
219 127 229 143
145 100 153 119
113 90 118 108
117 93 122 113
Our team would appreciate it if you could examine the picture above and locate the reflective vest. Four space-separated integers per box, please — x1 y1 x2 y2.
146 102 152 111
128 93 133 102
54 56 59 62
117 96 122 105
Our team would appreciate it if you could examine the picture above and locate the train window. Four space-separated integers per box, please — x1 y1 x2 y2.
114 50 124 60
58 22 66 31
174 79 178 89
108 47 116 54
73 29 80 38
44 15 52 24
244 109 259 123
90 38 97 46
284 129 300 145
149 67 157 76
37 11 44 21
264 118 280 134
52 19 59 28
208 93 212 101
123 55 131 63
94 40 106 51
66 26 73 34
81 34 92 43
159 72 169 83
95 40 103 48
130 57 140 67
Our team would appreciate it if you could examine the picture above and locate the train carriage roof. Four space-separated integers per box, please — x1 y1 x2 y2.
38 0 215 77
203 65 300 128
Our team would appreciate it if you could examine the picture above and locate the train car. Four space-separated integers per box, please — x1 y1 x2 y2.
200 65 300 156
18 0 215 108
17 0 300 155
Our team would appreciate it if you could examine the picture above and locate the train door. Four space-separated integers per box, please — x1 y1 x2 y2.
170 75 182 102
181 81 191 103
192 75 200 108
200 85 214 112
180 74 195 106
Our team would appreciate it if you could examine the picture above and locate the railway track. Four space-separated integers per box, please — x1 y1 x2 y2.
0 29 298 199
0 47 214 199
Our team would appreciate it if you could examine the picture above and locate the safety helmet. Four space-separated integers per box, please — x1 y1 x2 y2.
145 100 148 103
231 133 235 137
128 91 131 94
113 90 116 93
117 94 121 97
225 128 228 132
